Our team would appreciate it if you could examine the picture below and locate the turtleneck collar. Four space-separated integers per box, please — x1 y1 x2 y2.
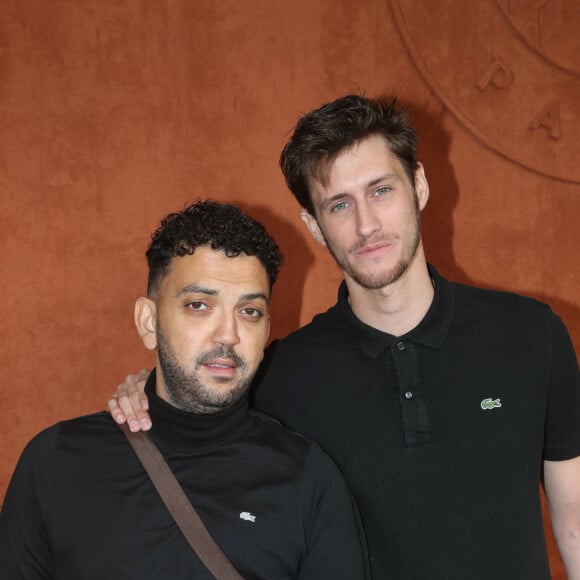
145 368 254 454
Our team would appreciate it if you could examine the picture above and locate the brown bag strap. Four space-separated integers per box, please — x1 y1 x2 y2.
118 422 244 580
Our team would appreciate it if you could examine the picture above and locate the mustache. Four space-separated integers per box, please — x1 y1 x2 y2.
196 346 246 369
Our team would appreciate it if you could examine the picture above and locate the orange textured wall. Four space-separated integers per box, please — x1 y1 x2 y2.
0 1 577 577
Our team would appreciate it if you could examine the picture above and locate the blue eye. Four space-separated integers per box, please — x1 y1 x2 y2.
374 186 391 196
331 201 349 212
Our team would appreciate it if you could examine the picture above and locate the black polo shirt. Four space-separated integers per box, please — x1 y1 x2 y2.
253 266 580 579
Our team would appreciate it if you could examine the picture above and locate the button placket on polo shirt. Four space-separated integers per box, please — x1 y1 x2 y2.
391 340 430 447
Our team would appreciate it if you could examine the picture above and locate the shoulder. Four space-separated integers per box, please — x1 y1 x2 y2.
253 301 345 402
21 411 119 459
249 409 320 452
449 280 556 330
442 281 576 369
248 410 345 481
260 301 347 371
8 412 116 494
278 302 345 347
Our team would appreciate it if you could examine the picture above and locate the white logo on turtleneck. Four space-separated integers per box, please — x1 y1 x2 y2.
240 511 256 523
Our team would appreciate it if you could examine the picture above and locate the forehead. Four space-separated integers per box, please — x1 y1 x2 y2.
311 135 406 195
161 246 269 296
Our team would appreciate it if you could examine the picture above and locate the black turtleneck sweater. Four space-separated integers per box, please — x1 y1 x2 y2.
0 372 366 579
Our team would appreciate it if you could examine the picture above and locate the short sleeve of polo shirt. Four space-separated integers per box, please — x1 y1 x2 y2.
543 312 580 461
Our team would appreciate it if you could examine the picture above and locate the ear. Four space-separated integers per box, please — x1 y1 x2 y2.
300 209 327 247
414 162 430 211
134 297 157 351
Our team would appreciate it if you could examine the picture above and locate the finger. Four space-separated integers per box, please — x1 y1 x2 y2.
107 395 127 425
127 371 151 419
109 371 152 431
107 382 131 423
118 385 151 432
136 409 152 431
130 384 152 431
116 388 142 432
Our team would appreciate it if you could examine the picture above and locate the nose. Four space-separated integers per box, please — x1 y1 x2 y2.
212 312 241 346
355 200 380 239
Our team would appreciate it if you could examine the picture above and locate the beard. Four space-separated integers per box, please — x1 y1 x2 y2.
324 198 422 290
156 325 253 414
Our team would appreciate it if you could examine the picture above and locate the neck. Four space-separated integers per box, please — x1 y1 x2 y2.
345 246 434 336
145 370 252 452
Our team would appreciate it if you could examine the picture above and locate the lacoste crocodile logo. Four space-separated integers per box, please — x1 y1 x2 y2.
481 397 502 410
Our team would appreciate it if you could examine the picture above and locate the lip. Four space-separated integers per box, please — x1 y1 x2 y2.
202 359 238 375
354 241 393 258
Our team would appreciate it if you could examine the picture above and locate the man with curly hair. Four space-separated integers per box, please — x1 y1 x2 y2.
0 201 367 579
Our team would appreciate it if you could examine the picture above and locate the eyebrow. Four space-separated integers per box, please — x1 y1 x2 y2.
178 285 218 297
242 292 270 305
367 173 399 187
178 285 269 305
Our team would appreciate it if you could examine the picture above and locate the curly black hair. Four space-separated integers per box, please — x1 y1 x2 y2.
280 95 418 215
146 200 282 295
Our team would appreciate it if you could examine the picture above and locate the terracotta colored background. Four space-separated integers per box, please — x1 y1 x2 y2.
0 1 578 577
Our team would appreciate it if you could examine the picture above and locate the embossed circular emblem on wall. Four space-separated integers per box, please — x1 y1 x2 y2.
391 0 580 183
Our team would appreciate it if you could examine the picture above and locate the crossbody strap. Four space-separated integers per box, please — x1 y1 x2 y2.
118 422 244 580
